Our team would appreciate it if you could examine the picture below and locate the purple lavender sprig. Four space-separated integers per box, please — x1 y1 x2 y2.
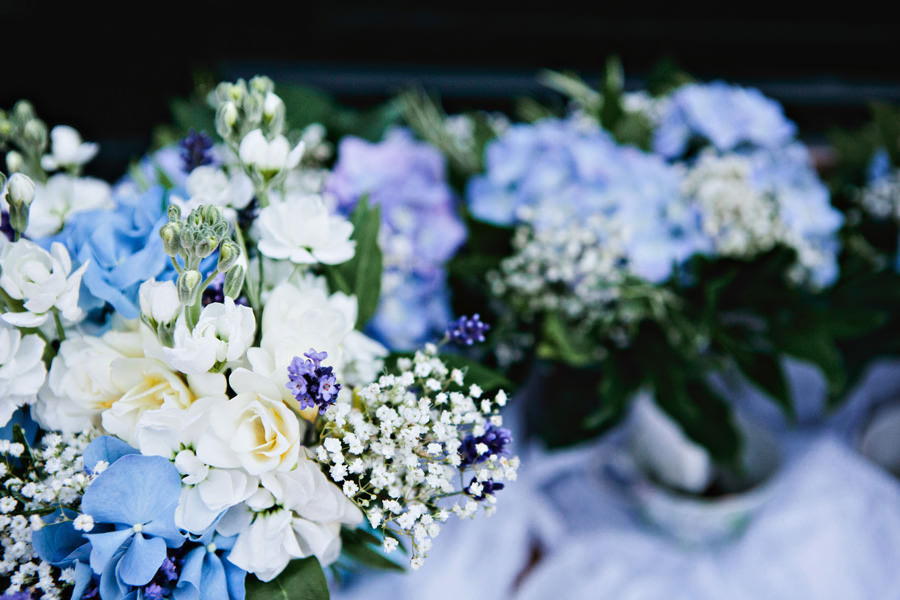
179 129 215 173
446 313 490 346
286 349 342 414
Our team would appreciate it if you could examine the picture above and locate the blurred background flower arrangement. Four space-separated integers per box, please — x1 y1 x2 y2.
4 12 900 598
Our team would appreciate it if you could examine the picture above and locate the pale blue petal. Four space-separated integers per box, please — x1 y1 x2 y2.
82 454 181 526
32 519 88 566
82 436 138 472
86 528 133 574
117 533 166 586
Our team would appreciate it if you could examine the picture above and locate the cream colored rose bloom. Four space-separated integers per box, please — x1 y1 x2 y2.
196 368 303 475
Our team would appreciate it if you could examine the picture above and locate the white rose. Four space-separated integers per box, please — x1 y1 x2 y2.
101 357 222 446
25 174 113 238
255 193 355 265
33 331 127 433
0 238 88 328
131 389 225 458
195 368 302 475
149 298 256 375
239 129 304 177
139 279 181 325
0 321 46 426
40 125 99 171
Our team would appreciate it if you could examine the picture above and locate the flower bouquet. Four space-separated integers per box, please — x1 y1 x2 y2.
0 76 519 599
399 59 861 535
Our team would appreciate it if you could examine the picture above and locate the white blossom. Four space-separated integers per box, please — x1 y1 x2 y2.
255 193 355 265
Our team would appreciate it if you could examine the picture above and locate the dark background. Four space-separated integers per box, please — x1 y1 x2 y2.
4 3 900 178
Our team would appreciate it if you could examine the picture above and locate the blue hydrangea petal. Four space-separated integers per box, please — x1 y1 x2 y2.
86 528 133 575
142 508 186 547
173 546 204 600
99 548 131 600
117 533 167 586
82 436 138 472
224 556 247 600
72 560 95 600
82 454 181 526
199 552 230 600
31 518 89 566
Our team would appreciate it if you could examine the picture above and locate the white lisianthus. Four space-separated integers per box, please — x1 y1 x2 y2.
139 279 181 325
239 129 304 178
255 194 355 265
32 331 130 433
100 357 223 446
24 174 113 238
0 238 88 328
0 321 46 426
40 125 99 171
245 279 386 401
195 368 303 475
149 298 255 375
169 166 254 222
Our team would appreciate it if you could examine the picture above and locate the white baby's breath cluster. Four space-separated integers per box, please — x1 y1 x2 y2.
317 346 518 568
858 168 900 221
489 217 629 324
0 429 96 598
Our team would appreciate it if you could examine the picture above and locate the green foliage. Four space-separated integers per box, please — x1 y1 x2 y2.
245 557 329 600
321 197 383 329
339 528 405 573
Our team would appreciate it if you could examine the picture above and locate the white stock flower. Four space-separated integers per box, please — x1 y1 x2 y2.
255 194 355 265
246 279 386 400
175 461 260 534
25 174 113 238
148 297 255 375
139 279 181 325
223 508 303 582
0 238 88 327
195 368 303 475
169 166 254 221
0 322 46 426
239 129 304 177
40 125 99 171
32 331 130 433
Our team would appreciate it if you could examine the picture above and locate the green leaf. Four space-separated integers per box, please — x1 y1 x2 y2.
245 556 329 600
340 528 405 573
322 196 383 329
439 354 512 393
731 351 794 420
536 312 596 367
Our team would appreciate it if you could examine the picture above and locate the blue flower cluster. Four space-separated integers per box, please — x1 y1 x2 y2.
653 81 797 159
327 129 467 349
446 313 490 346
32 437 245 600
459 424 512 467
286 349 342 414
466 118 708 283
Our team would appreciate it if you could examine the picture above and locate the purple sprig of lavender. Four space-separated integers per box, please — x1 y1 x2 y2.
459 424 512 467
179 129 215 173
446 314 490 346
286 349 342 414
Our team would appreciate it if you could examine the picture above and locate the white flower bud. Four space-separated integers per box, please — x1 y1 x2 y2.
139 280 181 325
5 151 23 174
4 173 35 208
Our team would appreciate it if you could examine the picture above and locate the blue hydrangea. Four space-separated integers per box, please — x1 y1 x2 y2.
327 129 466 349
44 185 171 320
653 81 797 159
467 118 709 283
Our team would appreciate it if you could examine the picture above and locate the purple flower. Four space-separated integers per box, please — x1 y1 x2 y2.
286 349 342 414
460 424 512 467
465 478 505 501
446 314 490 346
179 130 215 173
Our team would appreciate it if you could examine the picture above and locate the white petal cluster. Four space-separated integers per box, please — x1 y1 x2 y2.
239 129 304 179
149 297 256 375
318 347 518 567
169 165 254 222
40 125 99 172
24 174 113 238
0 238 87 328
255 193 355 265
1 429 96 599
0 321 46 426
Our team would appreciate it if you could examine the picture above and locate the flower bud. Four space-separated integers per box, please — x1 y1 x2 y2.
263 92 285 136
167 204 182 222
216 102 239 139
12 100 35 122
6 151 23 173
5 173 36 208
177 269 203 305
250 76 274 95
159 222 182 257
194 234 219 259
201 204 223 225
23 119 48 152
224 265 245 299
139 279 181 325
217 240 241 272
243 94 264 127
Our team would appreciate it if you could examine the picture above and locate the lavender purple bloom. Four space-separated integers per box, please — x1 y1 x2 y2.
459 424 512 467
446 314 491 346
286 349 341 414
179 130 215 173
465 478 505 501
